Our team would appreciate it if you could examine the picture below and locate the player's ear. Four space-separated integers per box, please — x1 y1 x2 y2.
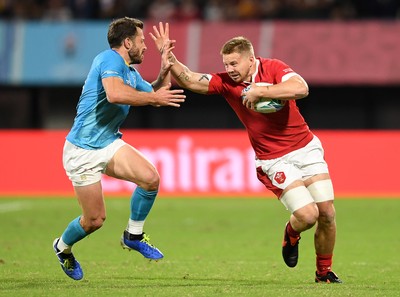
248 55 255 71
248 55 255 64
123 37 132 50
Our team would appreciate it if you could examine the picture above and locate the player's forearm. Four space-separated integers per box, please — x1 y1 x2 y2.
169 53 209 94
260 76 309 100
169 54 191 87
151 68 171 91
107 83 158 106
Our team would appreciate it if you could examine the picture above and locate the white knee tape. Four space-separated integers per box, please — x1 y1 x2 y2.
307 179 334 203
280 186 315 214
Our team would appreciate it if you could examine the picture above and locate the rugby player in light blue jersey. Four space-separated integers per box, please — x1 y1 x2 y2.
53 18 185 281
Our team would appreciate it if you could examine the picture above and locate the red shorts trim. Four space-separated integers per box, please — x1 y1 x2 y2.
256 166 282 198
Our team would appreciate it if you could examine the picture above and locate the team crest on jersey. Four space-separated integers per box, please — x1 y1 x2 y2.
274 172 286 184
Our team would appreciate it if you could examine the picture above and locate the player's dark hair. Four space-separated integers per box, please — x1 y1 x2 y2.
107 17 144 48
220 36 254 56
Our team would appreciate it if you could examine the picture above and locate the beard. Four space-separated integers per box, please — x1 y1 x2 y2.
128 46 144 64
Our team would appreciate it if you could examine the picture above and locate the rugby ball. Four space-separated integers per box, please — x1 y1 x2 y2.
242 82 285 113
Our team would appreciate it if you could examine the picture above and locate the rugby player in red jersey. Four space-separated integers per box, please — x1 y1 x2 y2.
151 23 342 283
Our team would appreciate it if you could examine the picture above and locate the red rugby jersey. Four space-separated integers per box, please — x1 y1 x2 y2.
208 57 313 159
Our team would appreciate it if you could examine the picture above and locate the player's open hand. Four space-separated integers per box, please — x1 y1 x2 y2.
161 40 175 72
153 83 186 108
150 22 175 54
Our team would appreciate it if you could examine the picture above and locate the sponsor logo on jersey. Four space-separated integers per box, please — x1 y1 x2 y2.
103 70 119 75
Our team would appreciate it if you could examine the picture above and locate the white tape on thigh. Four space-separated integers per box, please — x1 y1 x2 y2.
280 186 315 213
307 179 334 203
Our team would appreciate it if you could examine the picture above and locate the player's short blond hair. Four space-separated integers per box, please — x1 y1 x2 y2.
220 36 255 57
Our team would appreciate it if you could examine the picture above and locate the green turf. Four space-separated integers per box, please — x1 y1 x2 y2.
0 197 399 297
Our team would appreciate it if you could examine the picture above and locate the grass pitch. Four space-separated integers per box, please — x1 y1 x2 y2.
0 197 399 297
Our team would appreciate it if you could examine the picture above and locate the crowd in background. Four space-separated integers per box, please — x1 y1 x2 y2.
0 0 399 21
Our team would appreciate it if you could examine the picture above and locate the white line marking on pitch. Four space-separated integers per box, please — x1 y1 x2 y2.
0 202 30 213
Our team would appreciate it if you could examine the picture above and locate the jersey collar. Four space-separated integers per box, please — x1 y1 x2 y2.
112 49 136 71
243 58 260 84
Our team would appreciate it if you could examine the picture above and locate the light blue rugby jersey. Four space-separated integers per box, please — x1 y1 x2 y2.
66 49 153 149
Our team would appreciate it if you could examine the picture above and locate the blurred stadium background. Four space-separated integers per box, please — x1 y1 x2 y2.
0 0 399 197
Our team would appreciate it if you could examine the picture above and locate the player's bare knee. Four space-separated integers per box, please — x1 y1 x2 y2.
293 203 319 229
297 210 318 228
316 201 336 226
318 209 336 227
306 210 319 227
140 169 160 191
82 216 106 233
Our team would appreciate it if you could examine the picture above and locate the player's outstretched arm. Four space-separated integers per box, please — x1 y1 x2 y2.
103 77 185 107
150 22 210 95
168 52 210 95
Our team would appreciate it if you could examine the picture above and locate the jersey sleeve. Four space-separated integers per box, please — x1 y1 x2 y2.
208 73 225 95
98 51 125 80
134 71 153 93
268 58 296 83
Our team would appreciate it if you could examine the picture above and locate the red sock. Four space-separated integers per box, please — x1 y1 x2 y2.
316 254 333 275
286 222 300 245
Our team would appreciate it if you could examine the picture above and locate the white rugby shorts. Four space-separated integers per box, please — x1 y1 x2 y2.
63 139 126 186
255 135 329 197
